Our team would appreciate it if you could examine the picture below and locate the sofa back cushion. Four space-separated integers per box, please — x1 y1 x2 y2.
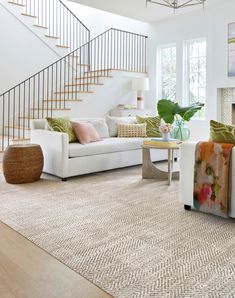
210 120 235 143
71 121 101 144
106 116 136 137
118 123 147 138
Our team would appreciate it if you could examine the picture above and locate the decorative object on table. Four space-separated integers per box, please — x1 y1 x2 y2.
228 22 235 77
159 123 172 141
143 138 181 148
3 144 44 184
136 115 161 137
145 0 206 11
210 120 235 143
194 141 234 218
132 77 149 110
157 99 204 141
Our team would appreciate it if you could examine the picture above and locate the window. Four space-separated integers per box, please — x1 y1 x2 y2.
184 39 206 118
158 45 177 101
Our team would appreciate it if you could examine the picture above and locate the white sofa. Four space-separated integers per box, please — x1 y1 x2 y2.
180 142 235 218
31 118 168 180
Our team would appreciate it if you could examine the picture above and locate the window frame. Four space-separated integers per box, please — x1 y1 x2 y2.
183 37 207 120
157 43 177 101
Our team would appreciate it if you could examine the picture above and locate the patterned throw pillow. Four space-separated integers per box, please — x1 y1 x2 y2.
210 120 235 143
46 117 77 143
136 115 161 137
118 123 147 138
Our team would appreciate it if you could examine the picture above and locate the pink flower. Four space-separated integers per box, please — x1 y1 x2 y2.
159 124 172 133
198 183 212 205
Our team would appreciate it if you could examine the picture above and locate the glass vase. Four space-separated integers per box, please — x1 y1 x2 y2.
172 119 190 141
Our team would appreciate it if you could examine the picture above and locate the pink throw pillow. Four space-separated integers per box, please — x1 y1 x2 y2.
71 121 101 144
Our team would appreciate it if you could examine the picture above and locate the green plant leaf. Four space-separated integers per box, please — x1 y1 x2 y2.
157 99 204 123
157 99 180 124
178 102 204 121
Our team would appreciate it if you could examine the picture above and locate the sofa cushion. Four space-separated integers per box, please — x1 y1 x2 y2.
71 121 101 144
210 120 235 143
46 117 77 143
71 118 109 138
136 115 161 137
68 137 145 158
106 116 136 137
118 123 147 137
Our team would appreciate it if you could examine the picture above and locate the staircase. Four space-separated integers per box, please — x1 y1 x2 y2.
0 1 148 151
7 0 90 51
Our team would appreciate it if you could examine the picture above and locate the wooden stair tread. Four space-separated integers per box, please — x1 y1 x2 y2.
45 35 60 39
44 99 83 102
65 83 103 87
54 91 93 94
8 1 25 7
77 64 89 67
84 69 112 74
34 24 48 29
5 125 31 130
75 75 113 80
31 108 71 111
56 44 70 49
0 136 30 141
21 13 37 18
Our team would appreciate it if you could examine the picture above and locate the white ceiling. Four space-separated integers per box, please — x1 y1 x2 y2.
69 0 219 23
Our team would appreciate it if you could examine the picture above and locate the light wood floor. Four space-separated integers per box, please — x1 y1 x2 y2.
0 221 112 298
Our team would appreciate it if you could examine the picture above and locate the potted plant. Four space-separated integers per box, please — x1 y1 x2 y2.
157 99 204 141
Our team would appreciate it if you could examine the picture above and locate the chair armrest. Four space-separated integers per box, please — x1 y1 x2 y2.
31 129 69 178
179 142 196 206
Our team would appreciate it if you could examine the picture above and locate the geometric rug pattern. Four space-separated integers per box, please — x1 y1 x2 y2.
1 166 235 297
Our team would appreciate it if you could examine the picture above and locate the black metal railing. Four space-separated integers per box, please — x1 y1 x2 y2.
11 0 90 50
0 28 148 151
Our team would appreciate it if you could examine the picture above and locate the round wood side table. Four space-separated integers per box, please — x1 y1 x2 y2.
3 144 44 184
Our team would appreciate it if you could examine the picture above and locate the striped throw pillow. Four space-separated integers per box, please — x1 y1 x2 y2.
136 115 161 137
118 123 147 138
46 116 77 143
210 120 235 143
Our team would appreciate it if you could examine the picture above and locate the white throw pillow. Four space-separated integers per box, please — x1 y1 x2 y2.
106 116 137 137
88 119 109 138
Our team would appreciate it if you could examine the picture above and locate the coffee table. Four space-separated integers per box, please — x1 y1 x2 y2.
142 143 180 185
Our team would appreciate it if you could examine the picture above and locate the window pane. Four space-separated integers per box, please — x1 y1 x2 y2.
159 45 177 101
185 39 206 118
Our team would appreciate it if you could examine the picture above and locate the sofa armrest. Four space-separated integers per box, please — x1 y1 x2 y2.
31 129 69 178
179 142 196 206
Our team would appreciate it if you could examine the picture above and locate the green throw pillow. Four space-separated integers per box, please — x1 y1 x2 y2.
136 115 161 137
210 120 235 143
46 117 77 143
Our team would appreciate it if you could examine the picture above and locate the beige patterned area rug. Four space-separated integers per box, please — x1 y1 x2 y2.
1 166 235 298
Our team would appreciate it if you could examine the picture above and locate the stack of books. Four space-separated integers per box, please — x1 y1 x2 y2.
143 138 182 148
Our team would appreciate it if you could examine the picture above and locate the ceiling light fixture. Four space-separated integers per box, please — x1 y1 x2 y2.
146 0 206 10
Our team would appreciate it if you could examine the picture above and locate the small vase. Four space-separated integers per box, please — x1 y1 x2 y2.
172 119 190 141
161 132 171 141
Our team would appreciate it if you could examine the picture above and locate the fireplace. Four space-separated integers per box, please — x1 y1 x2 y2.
221 88 235 124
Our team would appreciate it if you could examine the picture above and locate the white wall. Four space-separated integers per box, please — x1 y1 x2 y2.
64 0 149 38
148 0 235 141
0 1 60 94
